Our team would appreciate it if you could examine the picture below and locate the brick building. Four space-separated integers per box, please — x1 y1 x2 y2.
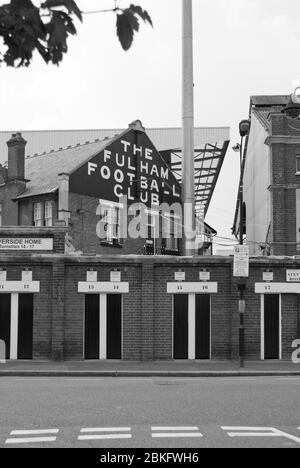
0 116 299 363
232 94 300 256
0 121 225 256
0 234 299 362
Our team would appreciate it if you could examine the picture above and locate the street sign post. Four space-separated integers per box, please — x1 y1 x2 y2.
233 245 249 278
233 244 249 369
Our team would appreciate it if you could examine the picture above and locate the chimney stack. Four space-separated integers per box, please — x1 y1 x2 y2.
7 132 27 181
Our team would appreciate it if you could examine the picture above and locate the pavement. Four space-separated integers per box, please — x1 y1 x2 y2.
1 375 300 448
0 359 300 377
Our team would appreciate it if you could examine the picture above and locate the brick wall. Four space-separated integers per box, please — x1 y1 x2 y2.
0 181 26 226
68 192 167 256
0 253 299 362
268 114 300 255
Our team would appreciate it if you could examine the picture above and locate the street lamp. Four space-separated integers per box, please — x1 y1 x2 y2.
236 118 250 368
238 120 250 245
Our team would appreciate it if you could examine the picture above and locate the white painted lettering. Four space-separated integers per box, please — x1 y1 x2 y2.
104 150 111 162
161 167 169 179
121 140 131 152
100 166 111 179
134 145 143 156
88 162 97 175
116 153 125 167
114 184 123 197
114 169 124 184
140 161 148 173
145 148 153 160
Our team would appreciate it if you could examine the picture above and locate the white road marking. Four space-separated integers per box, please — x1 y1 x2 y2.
152 426 199 431
80 427 131 433
5 428 59 444
10 429 59 435
5 437 57 444
152 432 203 438
78 427 132 441
78 434 132 440
221 427 300 444
151 426 203 438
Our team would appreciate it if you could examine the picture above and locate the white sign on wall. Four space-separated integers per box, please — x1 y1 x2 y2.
110 271 121 282
286 270 300 282
255 282 300 294
0 281 40 293
263 271 273 282
175 271 185 282
167 282 218 294
233 245 249 277
0 270 7 281
22 270 32 282
199 271 210 282
86 270 97 282
0 238 53 251
78 282 129 294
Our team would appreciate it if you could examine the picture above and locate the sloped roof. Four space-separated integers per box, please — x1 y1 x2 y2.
252 106 284 131
14 132 125 199
250 95 289 132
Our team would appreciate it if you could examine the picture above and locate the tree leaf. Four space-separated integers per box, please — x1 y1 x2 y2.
41 0 82 21
128 4 153 27
116 12 135 51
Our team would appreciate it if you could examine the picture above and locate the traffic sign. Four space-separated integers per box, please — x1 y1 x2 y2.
233 245 249 277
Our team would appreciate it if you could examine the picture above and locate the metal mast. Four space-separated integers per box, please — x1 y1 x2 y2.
182 0 195 255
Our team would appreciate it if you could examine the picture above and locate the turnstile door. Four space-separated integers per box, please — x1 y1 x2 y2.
0 294 11 359
18 294 33 359
84 294 99 359
195 294 210 360
264 294 280 359
106 294 122 359
173 294 188 359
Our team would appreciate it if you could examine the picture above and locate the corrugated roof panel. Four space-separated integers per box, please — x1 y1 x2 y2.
251 95 289 106
0 127 230 162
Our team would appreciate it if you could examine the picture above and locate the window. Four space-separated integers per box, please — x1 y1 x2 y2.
164 212 179 251
45 201 53 227
33 202 43 227
33 200 55 227
296 155 300 173
99 201 121 244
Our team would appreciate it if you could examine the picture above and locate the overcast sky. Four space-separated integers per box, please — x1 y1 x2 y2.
1 0 300 246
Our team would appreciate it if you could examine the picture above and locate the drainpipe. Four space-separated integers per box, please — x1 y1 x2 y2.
57 173 70 226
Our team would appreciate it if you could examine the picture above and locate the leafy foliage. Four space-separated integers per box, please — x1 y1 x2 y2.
116 4 153 51
0 1 152 67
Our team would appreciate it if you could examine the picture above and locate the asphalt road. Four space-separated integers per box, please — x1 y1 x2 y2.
0 376 300 448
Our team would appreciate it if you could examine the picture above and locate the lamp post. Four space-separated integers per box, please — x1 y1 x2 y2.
238 120 250 246
182 0 195 256
236 119 250 368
